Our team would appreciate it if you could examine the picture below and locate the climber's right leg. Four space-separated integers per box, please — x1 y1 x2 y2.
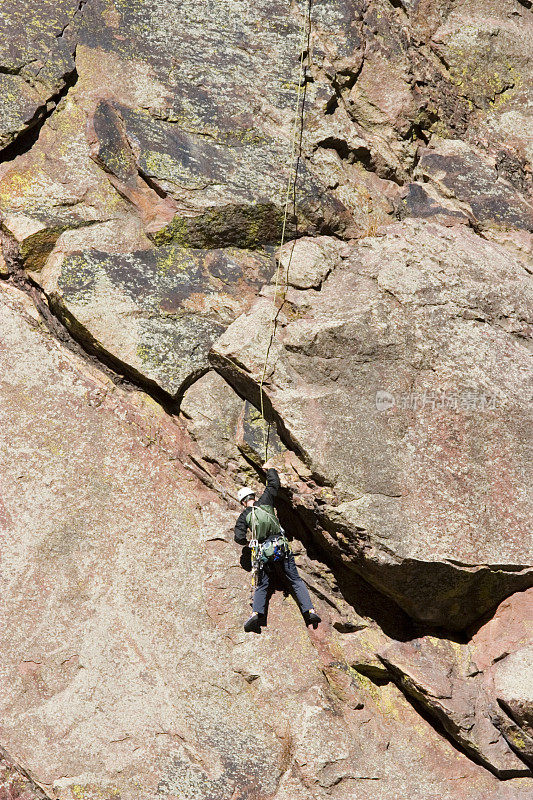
244 568 270 633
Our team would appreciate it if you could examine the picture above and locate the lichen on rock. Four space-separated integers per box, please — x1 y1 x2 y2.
1 0 533 798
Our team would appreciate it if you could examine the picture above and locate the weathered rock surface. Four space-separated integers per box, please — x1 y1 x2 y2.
180 370 247 473
417 139 533 233
76 0 355 243
4 282 533 800
34 244 274 399
1 0 533 796
0 1 80 154
378 588 533 777
211 219 533 629
0 749 47 800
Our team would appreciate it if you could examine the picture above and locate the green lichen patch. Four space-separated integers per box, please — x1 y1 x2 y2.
151 202 288 250
56 243 273 398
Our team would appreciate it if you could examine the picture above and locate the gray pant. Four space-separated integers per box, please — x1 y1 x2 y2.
252 552 313 615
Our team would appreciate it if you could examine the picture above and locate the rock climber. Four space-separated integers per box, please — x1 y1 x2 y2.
234 466 321 633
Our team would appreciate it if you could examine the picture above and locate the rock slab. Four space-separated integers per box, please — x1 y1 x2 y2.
211 219 533 629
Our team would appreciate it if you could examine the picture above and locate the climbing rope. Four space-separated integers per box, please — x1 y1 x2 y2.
258 1 311 463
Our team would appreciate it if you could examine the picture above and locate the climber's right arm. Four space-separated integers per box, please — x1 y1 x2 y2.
256 468 280 506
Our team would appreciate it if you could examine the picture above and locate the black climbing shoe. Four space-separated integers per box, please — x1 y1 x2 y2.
304 610 321 628
244 614 261 633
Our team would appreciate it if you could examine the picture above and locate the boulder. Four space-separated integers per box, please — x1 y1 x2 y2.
378 588 533 777
470 587 533 761
211 219 533 629
278 236 345 290
34 244 275 399
379 637 530 778
1 213 73 272
0 95 133 234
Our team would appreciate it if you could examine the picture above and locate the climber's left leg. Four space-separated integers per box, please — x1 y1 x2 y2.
244 567 270 633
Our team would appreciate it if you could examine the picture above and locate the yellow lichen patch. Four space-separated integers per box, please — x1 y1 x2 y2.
155 245 194 274
444 41 522 110
71 784 121 800
506 727 526 749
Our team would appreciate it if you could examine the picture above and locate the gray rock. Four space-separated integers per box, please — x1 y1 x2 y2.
0 0 79 152
36 244 275 399
417 139 533 232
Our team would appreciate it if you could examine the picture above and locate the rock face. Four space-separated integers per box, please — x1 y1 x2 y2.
211 220 533 629
36 244 275 399
0 282 531 800
378 588 533 778
1 0 533 798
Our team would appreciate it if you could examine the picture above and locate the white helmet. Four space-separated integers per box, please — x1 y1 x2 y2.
237 487 255 504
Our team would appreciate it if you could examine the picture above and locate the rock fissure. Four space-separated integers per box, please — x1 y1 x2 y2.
0 231 183 415
0 64 79 164
56 0 91 40
1 1 533 798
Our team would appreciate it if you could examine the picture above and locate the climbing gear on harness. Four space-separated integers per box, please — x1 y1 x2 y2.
258 1 312 462
247 503 284 605
246 503 281 542
257 534 291 565
237 486 255 505
249 537 262 606
248 533 291 607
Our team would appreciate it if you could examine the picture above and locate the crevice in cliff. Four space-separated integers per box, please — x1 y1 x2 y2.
386 0 409 12
292 518 417 641
0 745 53 800
0 64 79 164
57 0 91 39
314 137 376 174
380 671 526 779
0 231 183 416
137 167 171 200
0 64 30 76
209 348 533 639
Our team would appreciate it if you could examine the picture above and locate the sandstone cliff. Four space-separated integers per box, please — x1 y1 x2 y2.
0 2 532 799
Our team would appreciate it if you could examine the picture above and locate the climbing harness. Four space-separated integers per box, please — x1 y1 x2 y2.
257 535 291 565
248 504 291 605
258 1 312 462
249 535 292 606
